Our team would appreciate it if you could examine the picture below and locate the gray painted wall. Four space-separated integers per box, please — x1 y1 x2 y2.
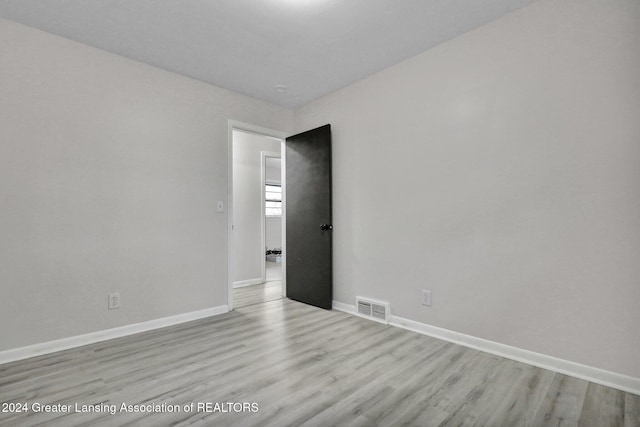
294 0 640 378
0 18 292 351
265 161 281 185
2 0 639 383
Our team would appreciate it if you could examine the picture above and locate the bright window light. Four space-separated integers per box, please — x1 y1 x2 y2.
266 184 282 217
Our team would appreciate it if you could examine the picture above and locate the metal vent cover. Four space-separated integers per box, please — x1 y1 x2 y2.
356 297 390 323
357 300 372 316
372 304 387 320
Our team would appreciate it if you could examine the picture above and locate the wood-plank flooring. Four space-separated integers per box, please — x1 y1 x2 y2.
1 298 638 426
233 261 283 308
233 281 282 308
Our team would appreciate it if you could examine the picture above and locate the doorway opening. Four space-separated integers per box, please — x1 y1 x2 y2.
228 122 287 310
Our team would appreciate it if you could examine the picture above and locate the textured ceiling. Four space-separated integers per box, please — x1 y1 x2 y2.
0 0 537 108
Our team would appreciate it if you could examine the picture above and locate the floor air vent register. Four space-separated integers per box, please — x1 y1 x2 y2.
356 297 390 323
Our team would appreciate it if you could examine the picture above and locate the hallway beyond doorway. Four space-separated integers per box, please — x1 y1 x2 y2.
233 261 282 308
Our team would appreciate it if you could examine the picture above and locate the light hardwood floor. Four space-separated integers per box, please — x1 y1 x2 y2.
233 261 283 308
1 298 638 426
233 281 282 308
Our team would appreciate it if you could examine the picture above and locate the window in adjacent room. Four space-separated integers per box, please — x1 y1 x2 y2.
265 184 282 217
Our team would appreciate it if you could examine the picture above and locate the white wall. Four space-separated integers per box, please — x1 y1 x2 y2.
3 0 639 382
232 131 281 283
265 218 282 251
294 0 640 379
265 162 281 185
0 19 292 351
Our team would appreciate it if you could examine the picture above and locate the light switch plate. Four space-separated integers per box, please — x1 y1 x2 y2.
422 289 432 306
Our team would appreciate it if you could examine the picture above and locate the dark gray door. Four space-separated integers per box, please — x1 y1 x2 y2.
285 124 332 310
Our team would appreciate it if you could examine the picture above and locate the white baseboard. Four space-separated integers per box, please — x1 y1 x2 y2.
332 300 357 314
0 305 229 365
233 278 264 288
332 300 640 395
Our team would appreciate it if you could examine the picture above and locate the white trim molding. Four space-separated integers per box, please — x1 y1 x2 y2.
332 300 640 395
261 150 281 286
0 305 228 365
227 120 288 311
332 300 357 315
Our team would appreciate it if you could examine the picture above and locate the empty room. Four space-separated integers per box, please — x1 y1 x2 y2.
1 0 639 426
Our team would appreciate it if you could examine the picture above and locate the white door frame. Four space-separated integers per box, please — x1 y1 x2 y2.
261 151 281 285
228 120 288 310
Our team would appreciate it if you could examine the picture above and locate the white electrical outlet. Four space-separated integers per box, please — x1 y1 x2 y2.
108 293 121 310
422 289 432 306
